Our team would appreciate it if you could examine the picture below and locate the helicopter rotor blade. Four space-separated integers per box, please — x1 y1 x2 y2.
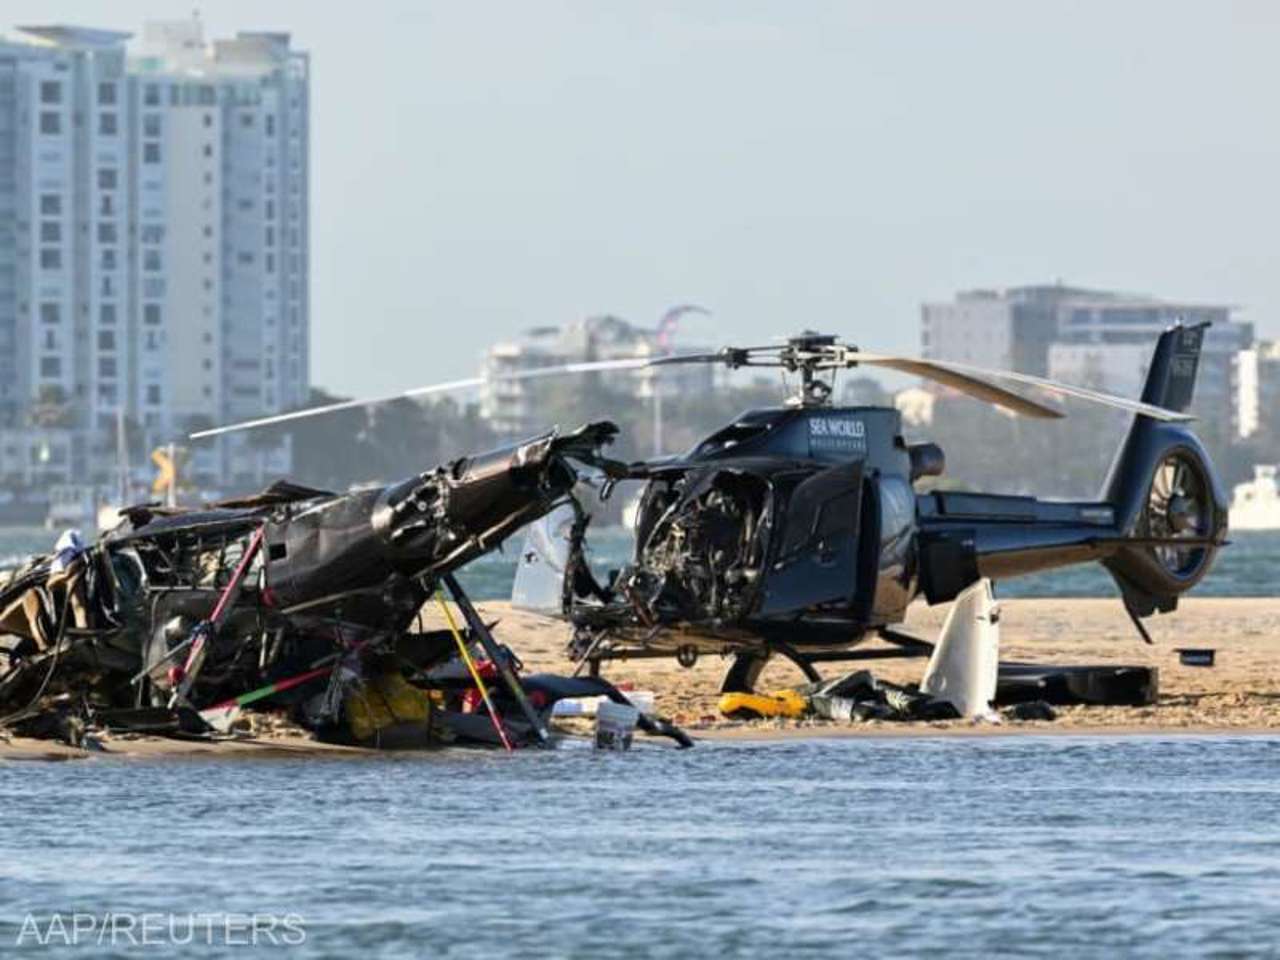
189 357 653 440
851 352 1194 423
848 353 1064 419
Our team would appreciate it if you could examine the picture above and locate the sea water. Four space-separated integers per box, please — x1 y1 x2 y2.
2 735 1279 957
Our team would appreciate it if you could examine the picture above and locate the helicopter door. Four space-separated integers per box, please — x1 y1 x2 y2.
756 462 864 617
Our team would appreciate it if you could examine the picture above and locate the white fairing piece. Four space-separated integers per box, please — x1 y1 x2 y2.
920 579 1000 719
511 504 576 614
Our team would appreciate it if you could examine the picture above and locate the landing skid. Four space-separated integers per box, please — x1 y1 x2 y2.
571 627 935 695
719 628 935 694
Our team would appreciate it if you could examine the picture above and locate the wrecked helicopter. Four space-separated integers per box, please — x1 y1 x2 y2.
0 422 690 748
507 325 1229 695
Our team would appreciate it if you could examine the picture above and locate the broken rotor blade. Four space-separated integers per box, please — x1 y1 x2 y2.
851 351 1194 423
190 357 658 439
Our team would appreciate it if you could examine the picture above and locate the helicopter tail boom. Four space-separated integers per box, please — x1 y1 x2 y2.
918 324 1228 615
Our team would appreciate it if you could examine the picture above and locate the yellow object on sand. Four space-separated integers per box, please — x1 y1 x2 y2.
345 672 434 742
718 688 810 720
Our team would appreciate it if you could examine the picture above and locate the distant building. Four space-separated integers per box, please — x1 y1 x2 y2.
920 284 1102 377
0 20 309 493
481 315 714 438
1244 340 1280 439
923 284 1254 440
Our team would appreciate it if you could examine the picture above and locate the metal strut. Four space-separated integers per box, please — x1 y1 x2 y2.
442 573 550 745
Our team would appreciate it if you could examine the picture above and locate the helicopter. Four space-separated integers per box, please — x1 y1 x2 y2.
185 322 1228 698
0 422 666 747
507 324 1229 693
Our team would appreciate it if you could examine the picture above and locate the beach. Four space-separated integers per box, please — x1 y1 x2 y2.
2 597 1276 761
482 596 1280 736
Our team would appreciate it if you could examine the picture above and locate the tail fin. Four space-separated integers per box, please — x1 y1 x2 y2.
1101 323 1227 617
1138 322 1209 413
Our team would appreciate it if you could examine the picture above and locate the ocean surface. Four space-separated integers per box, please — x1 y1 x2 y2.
3 526 1276 602
3 735 1280 957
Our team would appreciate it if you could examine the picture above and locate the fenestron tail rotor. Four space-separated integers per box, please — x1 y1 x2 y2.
1141 451 1214 579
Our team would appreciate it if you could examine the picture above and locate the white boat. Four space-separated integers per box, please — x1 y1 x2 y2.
1229 465 1280 530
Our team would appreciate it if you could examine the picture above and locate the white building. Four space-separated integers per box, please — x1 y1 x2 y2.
0 20 308 493
481 315 714 438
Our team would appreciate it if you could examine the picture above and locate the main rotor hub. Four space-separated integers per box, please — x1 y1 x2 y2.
780 332 846 407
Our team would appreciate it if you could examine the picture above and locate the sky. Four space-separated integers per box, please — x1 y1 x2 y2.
6 1 1278 400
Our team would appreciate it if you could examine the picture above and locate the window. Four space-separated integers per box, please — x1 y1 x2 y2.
40 81 61 104
44 330 57 350
39 249 61 269
266 254 275 273
101 249 117 270
203 113 213 128
141 224 164 244
203 144 213 157
100 304 116 325
144 84 160 106
40 303 59 324
97 168 117 190
202 358 212 371
265 115 275 136
98 112 117 136
144 304 161 326
143 250 161 272
146 385 162 405
143 114 161 137
97 330 116 352
265 200 275 219
39 222 60 243
98 357 117 378
40 357 61 378
143 142 161 164
39 194 61 216
39 112 60 135
98 82 116 105
97 223 117 244
237 252 254 265
241 113 254 127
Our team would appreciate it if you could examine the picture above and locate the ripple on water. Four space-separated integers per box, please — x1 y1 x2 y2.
2 735 1280 957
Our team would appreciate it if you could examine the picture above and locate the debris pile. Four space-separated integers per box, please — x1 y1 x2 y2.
0 461 690 752
719 669 1060 725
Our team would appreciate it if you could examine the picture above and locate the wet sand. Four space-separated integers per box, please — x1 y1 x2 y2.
3 597 1276 760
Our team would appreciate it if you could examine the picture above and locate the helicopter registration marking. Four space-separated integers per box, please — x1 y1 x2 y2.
809 417 867 454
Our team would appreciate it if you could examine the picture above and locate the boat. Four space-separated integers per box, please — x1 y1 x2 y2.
1229 465 1280 530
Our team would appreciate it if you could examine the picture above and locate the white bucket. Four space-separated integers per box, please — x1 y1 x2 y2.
595 700 639 750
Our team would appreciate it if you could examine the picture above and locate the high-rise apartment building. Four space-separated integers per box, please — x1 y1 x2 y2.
0 20 308 494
